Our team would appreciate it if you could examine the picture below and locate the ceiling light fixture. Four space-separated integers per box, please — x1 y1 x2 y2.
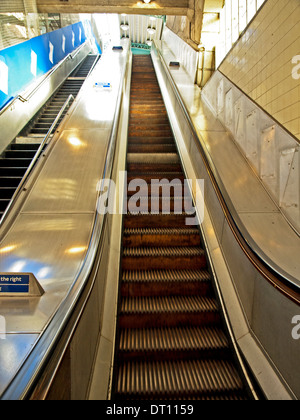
147 28 156 35
143 0 151 3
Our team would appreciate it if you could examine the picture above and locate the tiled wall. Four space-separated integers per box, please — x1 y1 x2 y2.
219 0 300 140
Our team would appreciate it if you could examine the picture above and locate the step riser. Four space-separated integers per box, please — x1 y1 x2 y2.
123 233 201 248
0 178 22 187
119 312 220 329
0 189 15 199
124 215 193 229
127 185 187 198
127 173 185 181
121 281 212 298
127 163 182 173
122 255 207 271
118 348 231 363
128 138 174 145
128 145 176 153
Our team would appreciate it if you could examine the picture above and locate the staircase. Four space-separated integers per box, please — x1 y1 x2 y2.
113 55 252 400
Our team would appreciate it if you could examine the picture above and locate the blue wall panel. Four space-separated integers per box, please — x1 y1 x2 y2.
0 21 94 110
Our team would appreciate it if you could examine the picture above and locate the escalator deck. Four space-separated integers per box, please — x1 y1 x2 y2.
113 55 252 400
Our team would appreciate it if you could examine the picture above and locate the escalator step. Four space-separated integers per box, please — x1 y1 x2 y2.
115 359 245 399
0 167 27 176
10 144 40 151
128 144 177 154
127 162 182 173
0 188 16 199
123 246 205 258
0 199 10 211
118 326 230 359
5 150 37 159
123 227 201 247
127 153 180 165
0 159 32 167
0 177 22 187
124 214 195 229
128 137 174 145
127 172 185 182
119 295 220 329
122 269 211 284
121 269 212 297
122 246 206 270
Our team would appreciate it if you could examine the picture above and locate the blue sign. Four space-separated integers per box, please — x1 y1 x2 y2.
0 20 101 110
95 82 111 89
0 275 30 294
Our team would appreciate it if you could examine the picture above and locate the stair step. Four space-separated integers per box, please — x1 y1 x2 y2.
128 137 174 145
129 115 169 123
10 143 40 151
126 196 194 214
127 172 185 182
118 326 230 360
115 359 245 399
0 159 32 167
122 246 206 271
124 213 194 229
123 227 201 247
119 295 219 329
0 167 27 176
37 117 57 124
128 144 177 154
121 269 212 297
122 269 211 284
127 184 186 199
0 177 22 187
127 162 182 173
5 150 36 159
0 199 10 211
0 187 16 199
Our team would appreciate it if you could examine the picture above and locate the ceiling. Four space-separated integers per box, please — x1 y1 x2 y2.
36 0 190 16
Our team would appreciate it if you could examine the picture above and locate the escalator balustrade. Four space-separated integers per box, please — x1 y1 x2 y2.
0 54 99 220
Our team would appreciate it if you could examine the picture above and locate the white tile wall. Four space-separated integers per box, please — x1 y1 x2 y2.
219 0 300 140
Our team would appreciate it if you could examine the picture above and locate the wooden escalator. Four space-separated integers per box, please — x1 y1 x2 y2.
112 55 253 400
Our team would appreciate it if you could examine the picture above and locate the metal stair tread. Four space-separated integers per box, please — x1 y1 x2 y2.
123 247 205 258
116 359 244 397
119 326 229 352
120 295 218 314
123 227 199 236
122 269 211 283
